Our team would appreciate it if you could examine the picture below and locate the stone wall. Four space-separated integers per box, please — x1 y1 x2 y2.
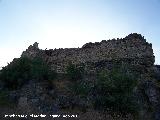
21 33 155 73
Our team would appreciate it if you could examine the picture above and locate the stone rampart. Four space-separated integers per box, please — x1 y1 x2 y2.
21 33 155 73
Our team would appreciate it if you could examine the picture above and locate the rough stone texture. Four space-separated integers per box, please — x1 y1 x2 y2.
18 33 160 119
135 75 160 120
152 65 160 82
21 33 155 74
17 80 57 114
18 97 28 108
143 80 160 120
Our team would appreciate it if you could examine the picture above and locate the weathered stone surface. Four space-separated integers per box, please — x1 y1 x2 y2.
18 97 28 108
21 33 155 74
138 77 160 120
7 33 158 119
12 36 156 83
153 65 160 82
146 83 160 120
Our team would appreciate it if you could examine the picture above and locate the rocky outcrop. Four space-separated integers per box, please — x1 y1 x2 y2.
138 77 160 120
4 33 159 120
21 42 42 59
153 65 160 82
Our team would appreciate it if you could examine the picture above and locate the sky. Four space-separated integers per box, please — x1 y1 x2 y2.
0 0 160 68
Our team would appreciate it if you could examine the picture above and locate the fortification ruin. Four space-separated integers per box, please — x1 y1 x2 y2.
21 33 155 73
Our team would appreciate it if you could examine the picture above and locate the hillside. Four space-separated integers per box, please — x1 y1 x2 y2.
0 33 160 120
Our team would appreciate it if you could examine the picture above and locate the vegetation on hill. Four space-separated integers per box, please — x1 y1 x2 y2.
0 56 154 118
66 63 84 81
66 63 139 114
94 65 138 114
0 57 56 90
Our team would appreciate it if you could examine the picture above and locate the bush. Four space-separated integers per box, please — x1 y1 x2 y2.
70 80 92 96
0 57 56 90
0 57 31 89
29 57 56 81
66 63 84 81
0 90 15 107
94 64 138 114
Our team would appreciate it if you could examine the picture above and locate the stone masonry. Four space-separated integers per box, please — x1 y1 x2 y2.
21 33 155 73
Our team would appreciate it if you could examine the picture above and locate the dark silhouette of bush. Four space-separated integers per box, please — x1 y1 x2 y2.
0 90 11 106
29 57 56 81
0 57 56 90
66 63 84 81
70 80 92 96
94 64 138 114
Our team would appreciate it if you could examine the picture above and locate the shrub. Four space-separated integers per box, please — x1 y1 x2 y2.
29 57 56 81
66 63 84 81
94 64 138 114
0 57 31 89
0 57 56 90
0 90 15 107
70 80 91 96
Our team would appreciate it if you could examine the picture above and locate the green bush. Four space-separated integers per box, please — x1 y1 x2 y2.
94 64 138 114
66 63 84 81
70 80 92 96
29 57 56 81
0 57 56 90
0 90 14 107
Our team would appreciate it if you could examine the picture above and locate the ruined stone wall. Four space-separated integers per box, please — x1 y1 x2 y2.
21 33 155 73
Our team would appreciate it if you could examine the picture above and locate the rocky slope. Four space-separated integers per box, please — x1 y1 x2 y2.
0 33 160 120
